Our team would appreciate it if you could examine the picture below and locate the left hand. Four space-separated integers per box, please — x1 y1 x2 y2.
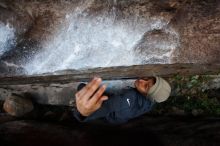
75 77 108 116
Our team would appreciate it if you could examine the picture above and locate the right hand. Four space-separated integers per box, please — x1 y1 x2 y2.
75 77 108 116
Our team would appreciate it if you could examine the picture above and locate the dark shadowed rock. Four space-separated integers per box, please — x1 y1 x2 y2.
3 94 34 117
0 114 16 124
0 116 220 146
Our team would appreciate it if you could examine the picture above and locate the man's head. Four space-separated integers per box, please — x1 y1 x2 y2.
135 77 171 103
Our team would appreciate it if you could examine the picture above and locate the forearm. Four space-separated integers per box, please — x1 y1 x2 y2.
73 100 110 122
72 107 87 122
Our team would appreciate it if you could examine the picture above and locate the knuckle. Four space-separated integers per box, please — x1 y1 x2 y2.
77 101 82 106
96 89 103 96
95 93 102 99
96 104 101 109
75 93 79 97
76 96 80 101
98 89 104 95
86 83 93 90
84 85 89 91
90 85 97 92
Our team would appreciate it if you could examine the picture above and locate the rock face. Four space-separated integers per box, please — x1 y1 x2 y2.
170 0 220 63
0 0 219 75
0 0 68 72
0 116 220 146
134 29 179 63
0 83 77 106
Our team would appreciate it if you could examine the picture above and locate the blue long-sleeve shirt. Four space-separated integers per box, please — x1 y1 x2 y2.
73 87 155 124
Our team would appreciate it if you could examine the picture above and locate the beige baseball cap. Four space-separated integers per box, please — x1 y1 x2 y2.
148 77 171 103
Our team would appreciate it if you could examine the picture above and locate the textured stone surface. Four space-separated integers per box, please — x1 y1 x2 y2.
1 0 219 73
0 116 220 146
3 94 34 117
0 0 67 67
170 0 220 63
0 83 78 105
0 0 219 74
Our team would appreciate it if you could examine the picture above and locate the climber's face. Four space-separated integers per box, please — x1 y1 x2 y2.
135 77 156 96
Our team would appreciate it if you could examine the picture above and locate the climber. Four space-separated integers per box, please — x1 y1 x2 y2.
73 76 171 124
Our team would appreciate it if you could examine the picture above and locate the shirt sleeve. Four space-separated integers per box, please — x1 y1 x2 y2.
72 107 87 122
72 99 111 123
